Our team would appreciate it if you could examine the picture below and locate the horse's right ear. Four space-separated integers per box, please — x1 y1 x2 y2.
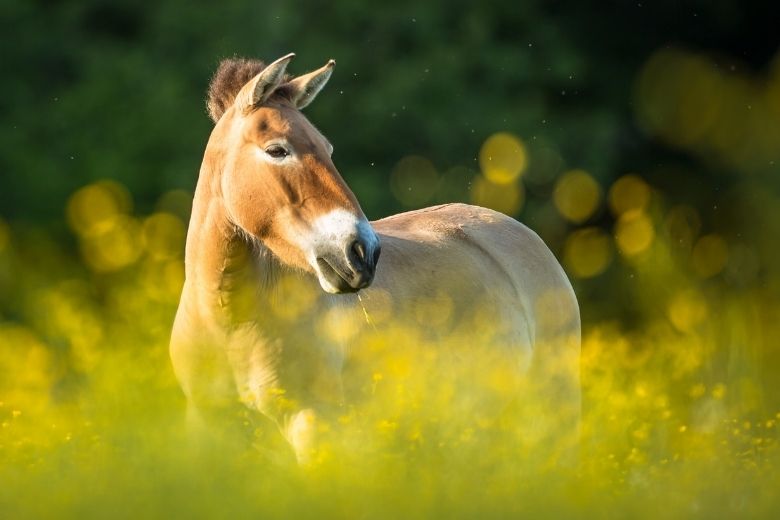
284 59 336 109
234 53 295 114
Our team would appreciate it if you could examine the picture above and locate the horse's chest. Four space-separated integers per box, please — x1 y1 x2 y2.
224 320 345 412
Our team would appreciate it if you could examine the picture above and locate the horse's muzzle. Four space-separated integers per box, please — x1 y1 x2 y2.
316 234 380 294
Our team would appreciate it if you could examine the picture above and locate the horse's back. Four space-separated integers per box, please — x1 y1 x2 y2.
371 203 579 344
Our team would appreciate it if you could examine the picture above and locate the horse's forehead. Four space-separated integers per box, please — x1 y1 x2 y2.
245 104 310 139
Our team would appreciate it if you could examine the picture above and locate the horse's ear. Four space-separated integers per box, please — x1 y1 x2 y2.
234 53 295 113
284 59 335 110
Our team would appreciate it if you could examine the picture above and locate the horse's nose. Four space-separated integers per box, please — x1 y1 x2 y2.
348 235 380 289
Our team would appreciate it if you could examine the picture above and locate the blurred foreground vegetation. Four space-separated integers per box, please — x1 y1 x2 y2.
2 0 780 517
2 185 780 516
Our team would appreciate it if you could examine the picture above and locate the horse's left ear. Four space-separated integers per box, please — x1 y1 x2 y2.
285 59 336 109
234 53 295 114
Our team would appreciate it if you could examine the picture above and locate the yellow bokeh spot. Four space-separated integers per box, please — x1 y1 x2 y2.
635 48 724 147
634 47 780 175
667 290 708 332
390 156 439 207
479 132 527 185
66 181 132 236
553 170 601 223
80 215 143 272
470 174 524 216
615 210 655 256
0 325 54 394
142 259 185 302
691 234 728 278
563 227 613 279
608 174 651 216
689 384 706 398
143 213 186 260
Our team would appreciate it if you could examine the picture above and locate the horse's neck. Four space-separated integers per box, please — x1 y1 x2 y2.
183 177 275 327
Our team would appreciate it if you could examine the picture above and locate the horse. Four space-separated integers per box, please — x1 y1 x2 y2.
170 53 581 465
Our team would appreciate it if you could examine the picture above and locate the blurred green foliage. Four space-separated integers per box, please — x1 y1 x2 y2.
2 1 774 216
2 0 780 517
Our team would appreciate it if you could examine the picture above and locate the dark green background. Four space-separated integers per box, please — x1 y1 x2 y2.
2 0 779 328
3 0 776 217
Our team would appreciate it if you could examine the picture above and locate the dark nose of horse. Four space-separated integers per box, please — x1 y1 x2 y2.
314 230 380 294
348 236 380 289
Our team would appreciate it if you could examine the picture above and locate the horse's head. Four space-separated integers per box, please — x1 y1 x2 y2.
205 54 380 294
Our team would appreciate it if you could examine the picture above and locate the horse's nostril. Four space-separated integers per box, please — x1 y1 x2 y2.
352 240 366 262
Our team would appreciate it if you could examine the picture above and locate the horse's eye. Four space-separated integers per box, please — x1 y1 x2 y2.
265 145 289 159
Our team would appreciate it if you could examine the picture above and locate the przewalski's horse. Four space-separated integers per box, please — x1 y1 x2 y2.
171 53 581 464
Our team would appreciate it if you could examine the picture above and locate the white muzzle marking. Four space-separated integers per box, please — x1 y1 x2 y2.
299 208 379 293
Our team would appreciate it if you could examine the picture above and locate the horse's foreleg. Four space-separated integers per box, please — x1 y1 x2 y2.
283 408 321 466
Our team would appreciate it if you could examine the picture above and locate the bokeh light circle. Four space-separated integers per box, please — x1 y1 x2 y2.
609 174 651 216
615 210 655 256
667 290 708 333
479 132 528 185
563 227 613 278
143 213 186 260
553 170 601 223
80 215 143 272
636 48 724 147
66 181 132 236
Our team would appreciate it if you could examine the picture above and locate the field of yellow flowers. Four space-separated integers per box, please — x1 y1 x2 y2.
1 162 779 518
